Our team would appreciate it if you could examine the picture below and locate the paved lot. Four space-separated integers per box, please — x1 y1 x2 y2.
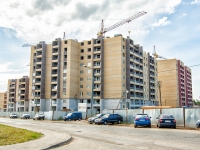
0 118 200 150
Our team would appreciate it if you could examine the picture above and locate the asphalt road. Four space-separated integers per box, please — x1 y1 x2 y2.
0 118 200 150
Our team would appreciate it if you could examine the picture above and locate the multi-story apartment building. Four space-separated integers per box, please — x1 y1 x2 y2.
157 59 193 107
28 36 158 112
7 76 29 112
0 91 7 112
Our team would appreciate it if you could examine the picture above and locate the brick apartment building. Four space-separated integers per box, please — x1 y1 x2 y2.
0 91 7 112
157 59 192 107
7 76 29 112
28 35 158 112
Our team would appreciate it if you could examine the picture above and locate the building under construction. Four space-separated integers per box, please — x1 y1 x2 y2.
28 35 158 112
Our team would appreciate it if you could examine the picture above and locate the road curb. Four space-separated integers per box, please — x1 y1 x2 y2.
42 136 72 150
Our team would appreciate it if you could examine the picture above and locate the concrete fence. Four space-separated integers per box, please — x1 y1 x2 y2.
1 108 200 128
0 109 97 120
102 108 200 128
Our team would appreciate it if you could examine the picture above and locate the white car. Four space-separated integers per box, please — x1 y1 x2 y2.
10 113 18 118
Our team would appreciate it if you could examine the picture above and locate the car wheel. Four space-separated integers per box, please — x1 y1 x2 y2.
33 118 35 120
149 124 151 128
134 124 137 128
158 124 161 128
43 117 44 120
174 126 176 129
104 121 107 125
118 120 121 124
78 118 81 121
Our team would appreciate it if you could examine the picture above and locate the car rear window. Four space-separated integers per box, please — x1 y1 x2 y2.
161 115 174 119
136 114 148 118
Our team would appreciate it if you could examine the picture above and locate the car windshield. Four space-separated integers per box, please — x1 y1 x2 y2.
136 114 148 118
94 114 101 117
161 115 174 119
67 113 72 117
102 114 109 118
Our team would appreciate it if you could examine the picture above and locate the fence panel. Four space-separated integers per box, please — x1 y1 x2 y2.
161 108 184 126
144 109 160 125
185 108 200 128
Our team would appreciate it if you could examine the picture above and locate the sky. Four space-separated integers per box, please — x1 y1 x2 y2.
0 0 199 99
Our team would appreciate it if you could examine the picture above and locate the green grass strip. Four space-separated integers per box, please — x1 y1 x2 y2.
0 124 43 146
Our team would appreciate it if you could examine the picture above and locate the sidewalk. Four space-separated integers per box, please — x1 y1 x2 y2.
0 123 72 150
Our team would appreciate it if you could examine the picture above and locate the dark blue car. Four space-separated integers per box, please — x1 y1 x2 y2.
94 114 123 125
156 114 176 129
134 114 151 128
64 112 82 121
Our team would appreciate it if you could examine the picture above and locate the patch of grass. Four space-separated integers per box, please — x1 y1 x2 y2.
0 124 43 146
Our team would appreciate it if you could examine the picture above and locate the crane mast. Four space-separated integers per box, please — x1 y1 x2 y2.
97 11 147 38
153 45 167 60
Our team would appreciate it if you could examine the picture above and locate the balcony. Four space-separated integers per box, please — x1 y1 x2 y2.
93 103 100 108
93 88 101 91
93 95 100 99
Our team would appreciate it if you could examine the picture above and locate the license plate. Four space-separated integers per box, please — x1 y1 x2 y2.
140 120 145 121
165 120 171 122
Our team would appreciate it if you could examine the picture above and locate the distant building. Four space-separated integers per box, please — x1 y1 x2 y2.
28 36 158 112
7 76 29 112
0 91 7 112
157 59 192 107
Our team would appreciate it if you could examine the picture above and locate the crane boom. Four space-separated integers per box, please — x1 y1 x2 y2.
97 11 147 37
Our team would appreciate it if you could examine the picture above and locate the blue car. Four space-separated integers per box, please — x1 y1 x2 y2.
64 112 82 121
134 114 151 128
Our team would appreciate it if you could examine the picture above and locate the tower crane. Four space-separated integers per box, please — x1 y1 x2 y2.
152 45 167 60
97 11 147 38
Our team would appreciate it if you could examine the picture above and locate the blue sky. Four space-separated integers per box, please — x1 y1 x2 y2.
0 0 199 99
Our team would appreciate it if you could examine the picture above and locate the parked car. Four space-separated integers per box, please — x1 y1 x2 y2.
64 112 82 121
196 119 200 128
134 114 151 128
10 113 18 118
88 114 106 124
21 114 30 119
156 114 176 129
33 114 45 120
94 114 123 125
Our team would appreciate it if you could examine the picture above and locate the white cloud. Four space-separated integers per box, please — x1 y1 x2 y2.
191 0 200 4
179 13 187 18
151 17 171 27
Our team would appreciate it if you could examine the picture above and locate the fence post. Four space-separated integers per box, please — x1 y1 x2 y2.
183 107 185 128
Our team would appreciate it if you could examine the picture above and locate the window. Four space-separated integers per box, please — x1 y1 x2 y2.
87 92 91 96
80 56 84 60
80 85 83 88
123 53 125 57
87 55 91 59
64 41 67 44
63 100 66 103
87 77 91 80
64 48 67 52
123 76 125 79
80 49 84 53
88 62 91 66
87 70 91 74
80 63 84 67
88 48 91 52
123 84 125 87
123 60 125 64
88 41 91 45
123 45 125 49
63 91 66 95
80 78 83 81
123 68 125 72
80 92 83 97
87 85 91 88
80 70 84 74
87 99 91 103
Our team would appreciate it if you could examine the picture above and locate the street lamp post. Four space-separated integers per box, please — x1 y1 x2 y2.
82 65 94 117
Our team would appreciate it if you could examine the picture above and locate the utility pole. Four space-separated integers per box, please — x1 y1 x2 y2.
157 81 162 106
